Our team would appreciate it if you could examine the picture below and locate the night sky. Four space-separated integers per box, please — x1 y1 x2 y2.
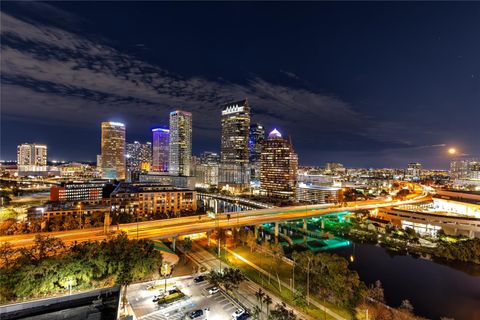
1 2 479 168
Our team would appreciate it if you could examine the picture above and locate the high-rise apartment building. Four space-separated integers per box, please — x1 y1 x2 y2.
169 111 192 176
260 129 298 198
17 143 47 173
126 141 152 171
451 158 480 180
152 127 170 172
219 99 251 190
100 121 126 180
249 123 265 181
407 162 422 179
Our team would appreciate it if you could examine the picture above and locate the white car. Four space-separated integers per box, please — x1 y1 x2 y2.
208 286 220 295
232 308 245 319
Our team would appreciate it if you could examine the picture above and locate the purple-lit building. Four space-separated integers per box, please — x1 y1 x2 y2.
152 128 169 172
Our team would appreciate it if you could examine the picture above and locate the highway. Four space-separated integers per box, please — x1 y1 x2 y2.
1 193 429 250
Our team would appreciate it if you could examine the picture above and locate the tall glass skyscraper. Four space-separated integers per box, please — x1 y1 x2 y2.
152 128 170 172
100 121 126 180
169 111 192 176
249 123 265 181
219 99 251 190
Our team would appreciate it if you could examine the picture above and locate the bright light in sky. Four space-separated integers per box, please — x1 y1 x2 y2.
448 148 457 155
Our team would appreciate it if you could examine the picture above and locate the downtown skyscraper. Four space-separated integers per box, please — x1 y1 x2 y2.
219 99 251 191
126 141 152 171
260 129 298 198
100 121 126 180
169 111 192 176
152 127 170 172
249 123 265 181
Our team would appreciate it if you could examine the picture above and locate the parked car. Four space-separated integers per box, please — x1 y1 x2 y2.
193 275 205 283
232 308 245 319
208 286 220 295
237 312 251 320
188 309 204 319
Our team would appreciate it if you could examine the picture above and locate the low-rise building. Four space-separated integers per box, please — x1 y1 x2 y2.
296 183 342 204
110 182 196 216
50 181 111 202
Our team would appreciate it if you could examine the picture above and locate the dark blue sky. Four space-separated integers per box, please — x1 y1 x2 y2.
1 2 479 168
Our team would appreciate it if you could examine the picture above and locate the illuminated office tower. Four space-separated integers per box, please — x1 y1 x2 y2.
126 141 152 171
260 129 298 198
152 127 170 172
169 111 192 176
17 143 47 172
249 123 265 181
100 121 126 180
219 99 251 190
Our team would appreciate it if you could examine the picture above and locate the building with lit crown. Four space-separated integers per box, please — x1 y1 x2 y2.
260 129 298 198
169 111 192 176
100 122 126 180
152 128 170 172
219 99 251 191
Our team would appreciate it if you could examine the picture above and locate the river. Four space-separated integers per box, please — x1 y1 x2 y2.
330 243 480 320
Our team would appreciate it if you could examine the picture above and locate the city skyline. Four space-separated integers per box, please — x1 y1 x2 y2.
1 2 479 168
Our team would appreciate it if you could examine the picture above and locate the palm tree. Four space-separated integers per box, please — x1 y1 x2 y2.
252 305 261 320
263 294 273 318
255 288 265 317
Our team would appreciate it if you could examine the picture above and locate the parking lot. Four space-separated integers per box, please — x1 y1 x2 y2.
127 276 243 320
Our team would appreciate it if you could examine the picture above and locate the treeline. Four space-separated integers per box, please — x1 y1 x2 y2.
0 233 162 303
436 237 480 264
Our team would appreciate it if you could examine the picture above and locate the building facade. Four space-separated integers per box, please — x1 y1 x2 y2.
249 123 265 181
296 184 342 204
152 128 170 172
50 181 109 202
100 122 126 180
450 158 480 180
406 162 422 180
110 182 197 216
260 129 298 198
126 141 152 172
17 143 47 173
219 99 251 190
169 111 192 176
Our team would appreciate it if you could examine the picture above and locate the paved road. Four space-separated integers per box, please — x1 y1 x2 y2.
1 194 429 250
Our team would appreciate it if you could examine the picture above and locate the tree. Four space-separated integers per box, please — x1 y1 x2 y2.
399 299 414 314
246 230 257 252
255 287 265 316
0 242 14 268
263 294 273 318
270 242 284 292
252 305 262 320
366 280 385 303
268 302 297 320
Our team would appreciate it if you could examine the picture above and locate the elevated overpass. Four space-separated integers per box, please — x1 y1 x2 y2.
1 193 429 250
